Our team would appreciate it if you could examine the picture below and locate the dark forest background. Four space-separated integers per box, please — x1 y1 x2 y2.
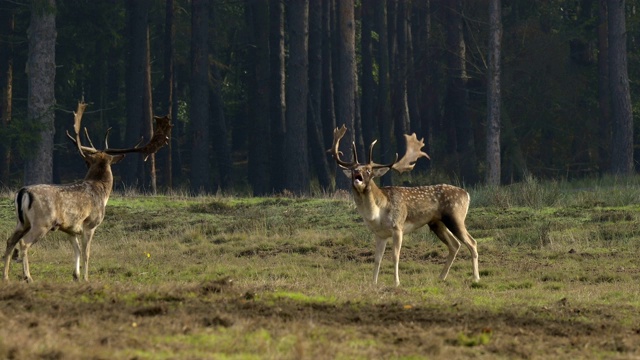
0 0 639 195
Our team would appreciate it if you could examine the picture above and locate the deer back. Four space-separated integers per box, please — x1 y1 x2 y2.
20 180 112 235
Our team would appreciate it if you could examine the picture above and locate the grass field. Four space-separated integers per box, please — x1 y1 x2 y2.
0 177 639 359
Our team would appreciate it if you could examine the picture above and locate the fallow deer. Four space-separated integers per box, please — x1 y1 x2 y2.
3 101 172 282
329 125 479 286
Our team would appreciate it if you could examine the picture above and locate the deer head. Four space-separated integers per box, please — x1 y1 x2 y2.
328 124 430 193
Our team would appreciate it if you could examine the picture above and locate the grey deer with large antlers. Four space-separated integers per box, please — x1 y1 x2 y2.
329 125 479 286
3 101 172 282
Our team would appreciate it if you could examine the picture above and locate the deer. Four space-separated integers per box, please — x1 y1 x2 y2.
328 125 479 286
3 101 172 282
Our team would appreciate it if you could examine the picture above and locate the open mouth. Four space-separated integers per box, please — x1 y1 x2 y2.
354 174 364 182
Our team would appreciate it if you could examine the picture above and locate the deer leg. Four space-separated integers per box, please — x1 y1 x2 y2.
446 219 480 282
3 227 28 281
429 221 461 281
392 228 404 287
20 242 33 283
19 226 48 283
373 236 388 284
70 235 81 281
82 228 95 281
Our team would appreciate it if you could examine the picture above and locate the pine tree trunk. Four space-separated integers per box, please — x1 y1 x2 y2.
190 0 211 193
485 0 502 186
247 0 271 195
123 0 150 188
269 0 286 193
308 0 332 191
25 0 56 185
608 0 633 174
0 6 15 185
284 0 310 194
375 0 393 186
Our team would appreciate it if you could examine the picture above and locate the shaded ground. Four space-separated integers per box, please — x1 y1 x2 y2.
0 280 637 359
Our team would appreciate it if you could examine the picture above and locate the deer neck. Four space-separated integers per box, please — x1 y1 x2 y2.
352 180 388 221
84 165 114 198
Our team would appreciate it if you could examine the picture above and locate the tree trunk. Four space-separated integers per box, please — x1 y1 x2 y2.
0 5 15 185
210 64 234 192
247 0 271 195
321 0 336 175
607 0 633 175
335 0 357 190
210 5 233 192
361 0 376 151
269 0 286 193
485 0 502 186
284 0 310 194
123 0 150 188
444 0 477 183
391 0 410 155
406 2 422 138
598 0 611 172
24 0 56 186
375 0 393 186
143 28 156 194
190 0 211 193
308 0 332 191
157 0 174 189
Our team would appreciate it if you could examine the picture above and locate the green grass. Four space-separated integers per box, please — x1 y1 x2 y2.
0 178 639 358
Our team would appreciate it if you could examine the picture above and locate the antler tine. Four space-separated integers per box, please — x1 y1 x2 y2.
83 127 97 149
103 115 172 161
351 141 359 164
327 124 359 168
104 128 112 149
368 138 399 169
390 133 430 174
65 101 90 158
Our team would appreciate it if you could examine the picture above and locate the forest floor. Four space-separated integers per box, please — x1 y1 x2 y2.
0 185 638 359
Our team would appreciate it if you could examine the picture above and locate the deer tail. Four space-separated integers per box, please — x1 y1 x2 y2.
15 188 33 225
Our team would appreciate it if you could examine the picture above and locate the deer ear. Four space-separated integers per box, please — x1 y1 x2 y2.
372 167 391 178
342 169 352 178
111 154 126 164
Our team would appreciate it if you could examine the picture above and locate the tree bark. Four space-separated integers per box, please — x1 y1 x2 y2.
24 0 56 185
284 0 310 194
443 0 477 183
157 0 174 189
0 5 15 185
361 0 376 151
607 0 633 174
308 0 332 191
123 0 150 188
269 0 286 193
143 28 156 194
210 4 233 192
598 0 611 172
190 0 211 193
375 0 393 186
485 0 502 186
335 0 356 190
391 0 410 155
321 0 336 173
247 0 271 195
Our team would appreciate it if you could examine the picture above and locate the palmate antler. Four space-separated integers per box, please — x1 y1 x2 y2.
66 103 173 161
103 115 172 161
391 133 430 173
328 125 430 173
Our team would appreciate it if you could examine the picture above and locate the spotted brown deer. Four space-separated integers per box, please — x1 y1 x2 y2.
328 125 479 286
3 101 172 282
